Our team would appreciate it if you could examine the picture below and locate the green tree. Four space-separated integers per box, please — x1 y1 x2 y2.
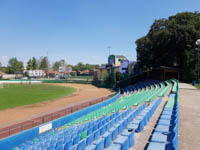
53 61 61 71
0 66 8 73
7 57 24 74
115 71 123 81
32 57 38 70
26 57 38 70
39 57 49 71
72 62 99 71
77 62 84 71
136 12 200 82
104 73 115 88
26 59 33 70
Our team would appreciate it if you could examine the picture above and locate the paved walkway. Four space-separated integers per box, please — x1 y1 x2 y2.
179 83 200 150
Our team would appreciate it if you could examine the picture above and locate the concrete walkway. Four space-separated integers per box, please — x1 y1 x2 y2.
179 83 200 150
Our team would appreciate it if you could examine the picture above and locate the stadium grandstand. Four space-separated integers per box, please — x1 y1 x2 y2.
0 79 179 150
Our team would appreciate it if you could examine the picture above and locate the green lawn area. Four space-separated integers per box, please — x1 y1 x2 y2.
0 84 76 110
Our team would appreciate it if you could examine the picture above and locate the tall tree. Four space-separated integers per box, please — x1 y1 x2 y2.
32 57 38 70
136 12 200 82
26 57 38 70
7 57 24 74
26 59 33 70
39 57 49 71
53 61 61 71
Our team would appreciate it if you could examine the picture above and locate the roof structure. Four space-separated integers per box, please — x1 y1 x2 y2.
114 55 128 60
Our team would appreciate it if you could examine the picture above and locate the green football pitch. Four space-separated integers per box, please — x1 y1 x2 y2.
0 84 76 110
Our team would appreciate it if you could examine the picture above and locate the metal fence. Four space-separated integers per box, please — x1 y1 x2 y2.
0 96 108 139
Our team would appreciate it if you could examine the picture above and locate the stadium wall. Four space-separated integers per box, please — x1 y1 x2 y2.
0 92 120 150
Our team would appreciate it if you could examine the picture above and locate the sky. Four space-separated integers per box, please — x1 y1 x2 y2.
0 0 200 66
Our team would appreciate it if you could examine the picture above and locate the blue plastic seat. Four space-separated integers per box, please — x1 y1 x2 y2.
106 117 110 122
87 127 93 135
77 139 86 150
106 144 121 150
154 125 171 133
94 129 100 140
158 119 175 126
50 142 56 149
86 134 94 146
102 132 112 148
150 131 178 149
105 122 111 131
147 141 176 150
102 119 106 125
55 141 63 150
47 147 55 150
64 140 72 150
114 123 123 134
73 135 80 145
155 123 178 133
114 135 129 150
132 119 141 124
110 119 115 127
121 129 135 147
163 108 173 112
162 111 173 116
100 126 106 136
160 114 173 120
127 116 132 124
110 114 114 120
137 118 144 132
93 137 104 150
64 137 71 143
127 123 138 131
69 144 77 150
86 144 96 150
109 127 118 140
98 121 103 129
122 119 128 128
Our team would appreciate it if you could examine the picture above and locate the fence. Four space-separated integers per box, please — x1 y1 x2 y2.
0 96 109 139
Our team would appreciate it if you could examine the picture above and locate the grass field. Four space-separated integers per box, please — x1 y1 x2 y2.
0 84 76 110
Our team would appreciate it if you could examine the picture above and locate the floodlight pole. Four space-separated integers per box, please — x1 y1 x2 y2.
196 39 200 84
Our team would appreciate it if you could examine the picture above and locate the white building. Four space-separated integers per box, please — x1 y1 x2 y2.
27 70 46 78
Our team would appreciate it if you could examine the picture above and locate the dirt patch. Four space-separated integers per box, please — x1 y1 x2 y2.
0 83 112 127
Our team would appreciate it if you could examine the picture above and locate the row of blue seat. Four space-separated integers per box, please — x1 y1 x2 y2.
83 99 162 150
127 98 162 132
46 101 149 150
84 103 148 150
147 93 179 150
15 112 119 150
